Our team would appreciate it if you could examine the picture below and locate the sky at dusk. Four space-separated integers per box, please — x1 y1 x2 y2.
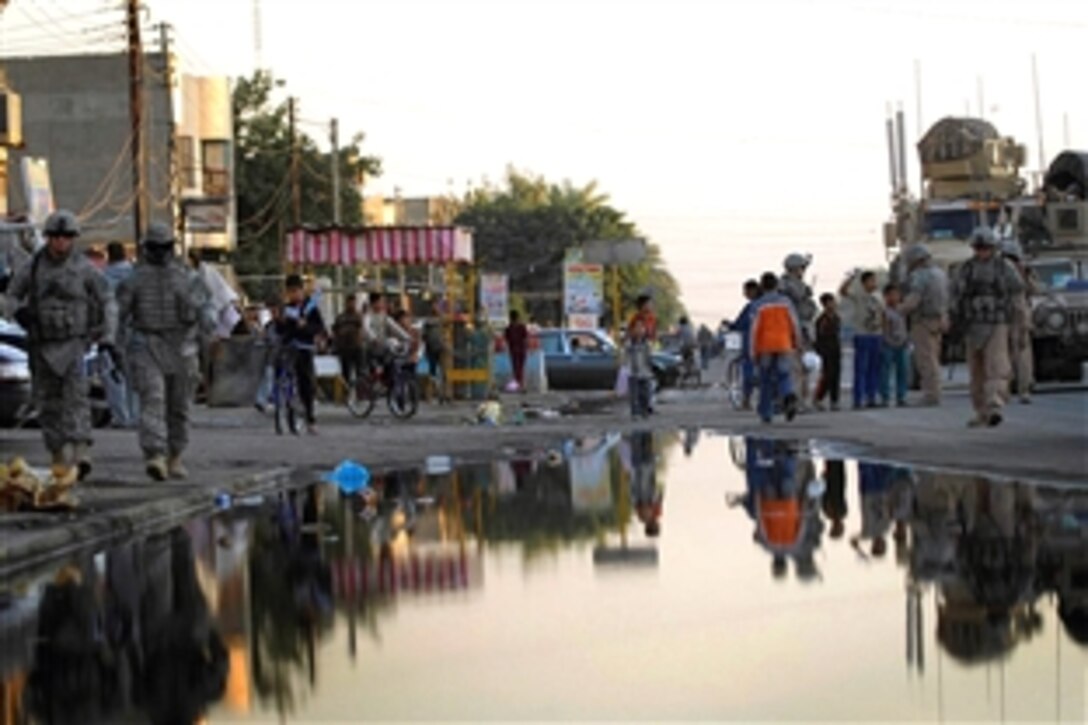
3 0 1086 318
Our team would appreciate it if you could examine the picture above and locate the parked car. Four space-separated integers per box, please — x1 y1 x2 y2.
537 328 681 390
0 318 112 428
0 341 31 427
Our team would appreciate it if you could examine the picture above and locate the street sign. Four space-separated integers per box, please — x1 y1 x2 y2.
183 199 229 233
582 238 647 265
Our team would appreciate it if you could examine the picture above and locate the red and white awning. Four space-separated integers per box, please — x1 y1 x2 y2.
285 226 473 266
330 550 479 599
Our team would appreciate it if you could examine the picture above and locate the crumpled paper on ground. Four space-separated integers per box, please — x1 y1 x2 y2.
0 457 79 512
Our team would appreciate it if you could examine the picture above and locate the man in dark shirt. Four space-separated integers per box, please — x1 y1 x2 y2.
332 293 364 385
813 293 842 410
275 274 326 432
504 310 529 389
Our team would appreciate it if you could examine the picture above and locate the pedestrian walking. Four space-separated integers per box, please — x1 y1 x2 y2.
813 293 842 410
732 279 762 410
102 241 139 428
880 283 910 407
626 319 654 418
7 210 113 480
839 269 884 409
898 244 949 406
278 274 326 434
116 223 212 481
332 292 365 387
421 303 446 400
952 228 1024 427
1002 239 1036 404
504 309 529 390
697 324 714 371
254 298 281 413
628 293 658 343
750 272 802 424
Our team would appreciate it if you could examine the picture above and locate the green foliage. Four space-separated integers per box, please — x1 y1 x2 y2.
232 71 382 301
454 168 684 328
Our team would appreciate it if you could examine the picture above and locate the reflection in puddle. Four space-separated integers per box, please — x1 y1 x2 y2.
1 432 1086 722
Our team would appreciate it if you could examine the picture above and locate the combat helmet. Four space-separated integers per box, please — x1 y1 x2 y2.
141 222 175 248
1001 238 1024 260
904 244 932 265
783 252 810 271
43 210 81 238
969 227 997 248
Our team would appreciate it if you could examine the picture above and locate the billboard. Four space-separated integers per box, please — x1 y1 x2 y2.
480 273 509 326
563 248 603 329
20 157 54 226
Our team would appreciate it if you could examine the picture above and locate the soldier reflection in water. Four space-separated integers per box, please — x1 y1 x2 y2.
730 439 823 582
28 528 228 725
629 431 664 537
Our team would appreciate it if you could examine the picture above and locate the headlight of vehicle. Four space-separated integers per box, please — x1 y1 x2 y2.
1046 309 1067 331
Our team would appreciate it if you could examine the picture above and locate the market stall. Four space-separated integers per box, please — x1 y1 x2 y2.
284 225 487 399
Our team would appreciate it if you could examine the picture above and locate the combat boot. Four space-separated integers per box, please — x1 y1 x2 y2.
73 443 92 481
146 455 168 482
167 455 188 480
50 448 75 483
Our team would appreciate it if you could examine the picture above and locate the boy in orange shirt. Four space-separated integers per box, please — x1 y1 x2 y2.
749 272 802 424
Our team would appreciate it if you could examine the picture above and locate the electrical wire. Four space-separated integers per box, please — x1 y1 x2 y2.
78 130 138 220
237 174 291 228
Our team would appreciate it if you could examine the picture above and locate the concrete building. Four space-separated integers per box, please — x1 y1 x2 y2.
2 51 233 252
362 193 457 226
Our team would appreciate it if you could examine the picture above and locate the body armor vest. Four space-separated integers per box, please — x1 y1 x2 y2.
34 258 94 342
130 264 196 333
958 258 1013 326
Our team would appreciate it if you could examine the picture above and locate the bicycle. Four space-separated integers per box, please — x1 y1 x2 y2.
724 356 746 410
346 350 421 420
676 347 702 389
272 347 303 435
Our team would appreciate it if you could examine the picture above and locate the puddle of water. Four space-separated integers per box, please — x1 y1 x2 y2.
2 431 1087 723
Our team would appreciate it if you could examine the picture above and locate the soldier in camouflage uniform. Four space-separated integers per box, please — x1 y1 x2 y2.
117 223 213 481
899 244 949 406
952 228 1024 428
7 210 113 479
780 253 816 407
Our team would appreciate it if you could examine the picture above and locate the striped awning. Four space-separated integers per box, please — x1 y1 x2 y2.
285 226 473 266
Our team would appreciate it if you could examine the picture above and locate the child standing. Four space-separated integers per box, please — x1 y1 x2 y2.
813 293 842 411
839 269 884 409
627 320 654 418
880 283 910 407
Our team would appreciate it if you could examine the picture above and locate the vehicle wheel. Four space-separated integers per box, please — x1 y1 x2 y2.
346 375 377 419
388 377 420 419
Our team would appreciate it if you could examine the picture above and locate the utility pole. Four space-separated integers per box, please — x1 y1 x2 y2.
1031 53 1046 183
330 117 343 307
288 96 300 226
158 23 180 245
126 0 146 241
330 118 341 225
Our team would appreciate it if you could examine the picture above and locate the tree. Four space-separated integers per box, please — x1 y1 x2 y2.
454 168 684 328
232 71 382 301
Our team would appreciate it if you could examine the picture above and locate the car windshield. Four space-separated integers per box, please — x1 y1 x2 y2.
924 209 998 241
1030 261 1076 290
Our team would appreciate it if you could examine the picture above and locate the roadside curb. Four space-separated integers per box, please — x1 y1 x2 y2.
0 466 296 580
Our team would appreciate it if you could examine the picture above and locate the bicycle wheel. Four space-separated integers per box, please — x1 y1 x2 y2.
387 375 420 419
346 373 377 419
725 359 745 410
